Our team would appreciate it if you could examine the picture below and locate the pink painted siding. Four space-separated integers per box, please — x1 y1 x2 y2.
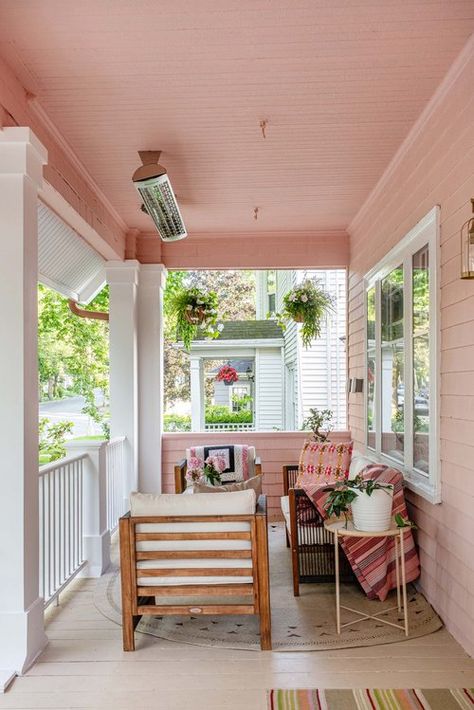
162 431 352 521
139 231 349 270
347 38 474 657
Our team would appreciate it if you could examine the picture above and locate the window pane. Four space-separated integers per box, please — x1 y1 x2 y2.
413 246 430 473
367 287 376 449
381 266 404 463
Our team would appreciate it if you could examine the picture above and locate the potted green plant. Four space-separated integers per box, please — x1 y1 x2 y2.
324 475 394 531
301 407 333 442
169 286 222 350
272 278 333 347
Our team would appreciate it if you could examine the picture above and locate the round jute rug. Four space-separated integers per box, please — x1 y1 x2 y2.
94 523 442 651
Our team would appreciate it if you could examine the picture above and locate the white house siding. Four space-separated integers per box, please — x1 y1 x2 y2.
213 380 230 406
255 348 283 431
297 269 347 429
275 271 300 429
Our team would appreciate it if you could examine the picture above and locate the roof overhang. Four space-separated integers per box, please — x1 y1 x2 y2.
174 337 284 353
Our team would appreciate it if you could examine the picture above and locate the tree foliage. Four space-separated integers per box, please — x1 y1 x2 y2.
38 284 109 421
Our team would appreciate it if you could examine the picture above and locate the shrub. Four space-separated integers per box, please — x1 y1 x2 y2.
164 414 192 432
205 405 253 424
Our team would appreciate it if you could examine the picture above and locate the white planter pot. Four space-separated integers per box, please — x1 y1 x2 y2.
351 487 394 532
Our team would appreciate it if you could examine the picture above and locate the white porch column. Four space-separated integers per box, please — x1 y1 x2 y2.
137 264 167 493
190 355 204 432
0 128 48 678
106 261 139 502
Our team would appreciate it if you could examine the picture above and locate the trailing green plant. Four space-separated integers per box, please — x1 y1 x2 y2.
323 475 394 527
169 286 222 350
394 513 417 529
301 407 333 442
271 278 333 348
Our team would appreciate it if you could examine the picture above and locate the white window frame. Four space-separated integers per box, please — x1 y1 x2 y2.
364 206 440 504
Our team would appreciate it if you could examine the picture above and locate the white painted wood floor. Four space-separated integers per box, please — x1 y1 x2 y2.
1 574 474 709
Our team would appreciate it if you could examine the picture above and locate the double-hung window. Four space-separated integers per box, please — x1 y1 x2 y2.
365 207 440 503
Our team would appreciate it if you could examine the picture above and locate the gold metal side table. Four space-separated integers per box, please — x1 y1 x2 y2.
324 518 409 637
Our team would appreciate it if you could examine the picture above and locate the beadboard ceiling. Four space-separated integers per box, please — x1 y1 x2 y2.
0 0 473 234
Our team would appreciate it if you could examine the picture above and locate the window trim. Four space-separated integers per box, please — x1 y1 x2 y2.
364 206 440 504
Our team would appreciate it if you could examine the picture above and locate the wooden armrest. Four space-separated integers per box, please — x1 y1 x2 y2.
174 458 187 494
255 456 262 476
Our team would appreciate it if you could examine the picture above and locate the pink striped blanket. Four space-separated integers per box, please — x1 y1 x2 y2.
299 464 420 601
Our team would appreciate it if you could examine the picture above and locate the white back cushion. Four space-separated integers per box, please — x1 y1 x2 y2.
130 489 256 517
349 452 374 479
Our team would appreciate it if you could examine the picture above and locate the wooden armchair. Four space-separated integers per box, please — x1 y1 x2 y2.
119 490 271 651
282 465 355 596
175 444 262 493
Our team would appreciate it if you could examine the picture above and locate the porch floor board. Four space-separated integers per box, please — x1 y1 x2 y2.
1 577 474 709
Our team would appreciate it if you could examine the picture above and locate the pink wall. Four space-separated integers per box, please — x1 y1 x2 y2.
162 431 352 520
347 38 474 657
137 230 349 269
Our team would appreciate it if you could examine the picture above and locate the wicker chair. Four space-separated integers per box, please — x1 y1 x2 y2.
282 465 355 596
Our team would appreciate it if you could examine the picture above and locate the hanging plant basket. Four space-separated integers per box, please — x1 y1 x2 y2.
215 364 239 385
271 278 334 348
169 286 221 351
184 307 206 325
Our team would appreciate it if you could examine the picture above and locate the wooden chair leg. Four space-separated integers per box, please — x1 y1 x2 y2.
285 527 290 548
256 512 272 651
289 489 300 597
122 611 136 651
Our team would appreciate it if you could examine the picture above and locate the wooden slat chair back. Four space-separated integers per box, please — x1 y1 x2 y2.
119 493 271 651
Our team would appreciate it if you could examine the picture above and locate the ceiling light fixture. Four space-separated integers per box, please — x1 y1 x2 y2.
132 151 187 242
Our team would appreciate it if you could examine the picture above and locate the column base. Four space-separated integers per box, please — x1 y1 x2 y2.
0 670 16 693
80 530 111 578
0 597 48 674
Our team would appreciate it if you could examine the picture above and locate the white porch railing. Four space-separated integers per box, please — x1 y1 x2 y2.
39 454 87 607
38 437 127 607
105 436 127 533
205 422 255 431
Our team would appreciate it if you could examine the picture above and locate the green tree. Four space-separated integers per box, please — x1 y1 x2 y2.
38 284 109 423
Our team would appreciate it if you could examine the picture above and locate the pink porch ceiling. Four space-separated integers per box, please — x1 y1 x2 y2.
1 1 474 237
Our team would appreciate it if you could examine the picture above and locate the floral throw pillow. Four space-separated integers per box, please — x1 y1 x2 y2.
296 440 353 487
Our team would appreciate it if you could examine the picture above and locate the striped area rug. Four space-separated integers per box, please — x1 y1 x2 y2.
267 688 474 709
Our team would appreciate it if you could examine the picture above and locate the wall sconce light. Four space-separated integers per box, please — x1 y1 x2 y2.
132 151 187 242
461 198 474 279
348 378 364 393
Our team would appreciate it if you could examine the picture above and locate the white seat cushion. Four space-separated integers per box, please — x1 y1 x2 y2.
280 495 328 545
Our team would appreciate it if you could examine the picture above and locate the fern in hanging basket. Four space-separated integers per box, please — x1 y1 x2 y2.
169 287 222 350
273 278 334 348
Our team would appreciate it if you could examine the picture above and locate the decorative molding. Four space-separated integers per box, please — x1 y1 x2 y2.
349 33 474 235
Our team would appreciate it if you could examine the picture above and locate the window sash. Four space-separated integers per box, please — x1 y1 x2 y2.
364 207 440 504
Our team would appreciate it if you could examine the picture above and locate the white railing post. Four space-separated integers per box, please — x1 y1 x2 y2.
65 441 110 577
